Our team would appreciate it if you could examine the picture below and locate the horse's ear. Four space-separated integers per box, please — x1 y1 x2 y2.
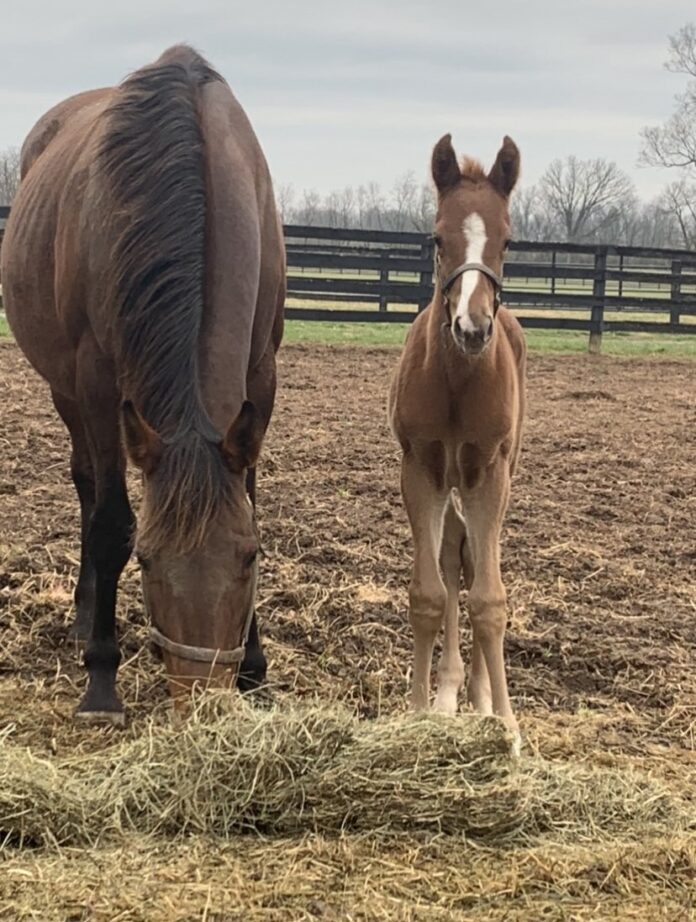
488 136 520 198
121 401 163 474
431 134 461 193
222 401 264 474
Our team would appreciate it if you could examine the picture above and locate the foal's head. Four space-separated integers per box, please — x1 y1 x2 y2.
431 134 520 355
122 400 264 696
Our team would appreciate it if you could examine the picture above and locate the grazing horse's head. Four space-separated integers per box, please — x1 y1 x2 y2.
122 400 264 697
431 133 520 355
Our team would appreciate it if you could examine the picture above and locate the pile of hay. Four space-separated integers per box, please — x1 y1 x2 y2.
0 696 691 849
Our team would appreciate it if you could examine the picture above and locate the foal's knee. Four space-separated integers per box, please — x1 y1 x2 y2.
408 581 447 634
468 586 508 640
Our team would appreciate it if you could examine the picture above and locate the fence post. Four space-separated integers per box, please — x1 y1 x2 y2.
589 246 607 354
670 259 682 329
379 258 389 312
419 237 435 312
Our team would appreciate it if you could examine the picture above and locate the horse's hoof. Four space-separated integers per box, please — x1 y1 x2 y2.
74 708 126 728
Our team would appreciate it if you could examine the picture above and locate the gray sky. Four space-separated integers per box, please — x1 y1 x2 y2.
0 0 692 200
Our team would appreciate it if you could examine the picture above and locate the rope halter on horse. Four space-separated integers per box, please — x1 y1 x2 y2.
148 558 258 667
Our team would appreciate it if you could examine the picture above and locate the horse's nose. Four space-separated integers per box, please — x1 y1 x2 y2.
454 316 493 349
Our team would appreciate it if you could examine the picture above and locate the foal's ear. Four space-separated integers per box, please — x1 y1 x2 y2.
431 133 461 193
222 401 264 474
488 136 520 198
121 401 163 474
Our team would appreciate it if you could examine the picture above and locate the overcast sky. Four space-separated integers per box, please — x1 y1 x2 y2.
0 0 692 200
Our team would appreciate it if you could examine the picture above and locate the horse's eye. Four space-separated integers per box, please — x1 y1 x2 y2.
136 553 150 572
433 234 443 248
503 238 511 251
244 550 258 570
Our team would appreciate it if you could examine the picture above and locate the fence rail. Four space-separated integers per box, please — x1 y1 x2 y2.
2 207 696 352
283 225 696 351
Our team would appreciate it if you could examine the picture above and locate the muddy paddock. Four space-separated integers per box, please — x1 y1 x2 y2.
0 340 694 919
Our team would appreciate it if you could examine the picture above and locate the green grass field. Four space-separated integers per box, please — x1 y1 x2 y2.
2 313 695 356
283 319 696 356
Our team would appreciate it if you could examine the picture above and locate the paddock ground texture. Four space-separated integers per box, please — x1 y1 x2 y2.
0 339 695 919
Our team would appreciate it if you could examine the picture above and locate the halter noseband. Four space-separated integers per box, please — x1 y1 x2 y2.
439 261 503 323
148 559 258 667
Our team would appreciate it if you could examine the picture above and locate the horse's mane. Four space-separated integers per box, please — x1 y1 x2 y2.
99 45 229 554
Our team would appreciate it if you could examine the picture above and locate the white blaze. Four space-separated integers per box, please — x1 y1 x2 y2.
454 212 488 333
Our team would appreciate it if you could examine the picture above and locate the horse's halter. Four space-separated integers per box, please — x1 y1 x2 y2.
438 257 504 326
148 557 258 667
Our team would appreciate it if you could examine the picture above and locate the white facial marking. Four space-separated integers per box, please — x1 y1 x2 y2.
454 212 487 333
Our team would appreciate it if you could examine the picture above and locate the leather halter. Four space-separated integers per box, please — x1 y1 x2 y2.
149 559 258 666
440 260 503 320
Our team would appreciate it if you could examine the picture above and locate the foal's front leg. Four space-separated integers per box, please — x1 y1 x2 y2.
460 457 519 745
401 450 448 711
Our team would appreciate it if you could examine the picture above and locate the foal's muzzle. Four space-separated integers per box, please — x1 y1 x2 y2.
453 316 493 354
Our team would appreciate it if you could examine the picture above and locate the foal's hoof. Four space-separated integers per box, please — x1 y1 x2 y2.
74 707 126 728
510 731 522 759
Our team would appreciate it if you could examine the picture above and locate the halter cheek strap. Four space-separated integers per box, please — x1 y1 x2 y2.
149 559 258 667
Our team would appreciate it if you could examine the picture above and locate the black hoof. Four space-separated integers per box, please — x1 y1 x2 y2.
236 653 267 695
74 707 126 728
76 673 124 726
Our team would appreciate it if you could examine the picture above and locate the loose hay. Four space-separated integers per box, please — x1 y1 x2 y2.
1 696 692 851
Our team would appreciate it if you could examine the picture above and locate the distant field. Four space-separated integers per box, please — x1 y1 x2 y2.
283 320 696 356
2 313 695 356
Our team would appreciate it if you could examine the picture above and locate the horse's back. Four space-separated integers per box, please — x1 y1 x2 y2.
1 90 114 395
20 89 112 179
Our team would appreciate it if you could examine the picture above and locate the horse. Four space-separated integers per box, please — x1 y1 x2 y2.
0 45 286 724
388 134 526 748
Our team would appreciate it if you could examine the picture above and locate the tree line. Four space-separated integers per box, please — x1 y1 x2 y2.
2 24 696 248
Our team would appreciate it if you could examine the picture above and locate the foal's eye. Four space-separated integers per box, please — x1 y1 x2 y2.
136 553 150 572
503 238 511 251
433 234 443 249
244 550 258 570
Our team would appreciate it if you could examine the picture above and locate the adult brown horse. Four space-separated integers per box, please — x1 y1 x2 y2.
389 134 525 749
1 45 285 723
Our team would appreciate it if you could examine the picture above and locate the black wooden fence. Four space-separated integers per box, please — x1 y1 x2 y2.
2 207 695 352
284 225 696 352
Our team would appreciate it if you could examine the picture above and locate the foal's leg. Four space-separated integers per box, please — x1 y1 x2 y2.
401 450 448 711
51 390 96 641
236 465 268 694
460 457 518 743
433 498 466 714
74 337 134 723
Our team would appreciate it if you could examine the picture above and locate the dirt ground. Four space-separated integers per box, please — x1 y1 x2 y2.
1 340 695 919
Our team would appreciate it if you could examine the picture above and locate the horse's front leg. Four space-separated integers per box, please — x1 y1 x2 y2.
459 455 519 748
401 449 449 711
74 336 134 724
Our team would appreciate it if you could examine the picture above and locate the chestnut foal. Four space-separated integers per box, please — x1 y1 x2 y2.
389 134 526 746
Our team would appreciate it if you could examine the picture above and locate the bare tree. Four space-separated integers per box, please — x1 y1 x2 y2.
0 146 20 205
641 24 696 172
538 156 636 242
276 182 296 223
296 189 321 225
658 179 696 247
